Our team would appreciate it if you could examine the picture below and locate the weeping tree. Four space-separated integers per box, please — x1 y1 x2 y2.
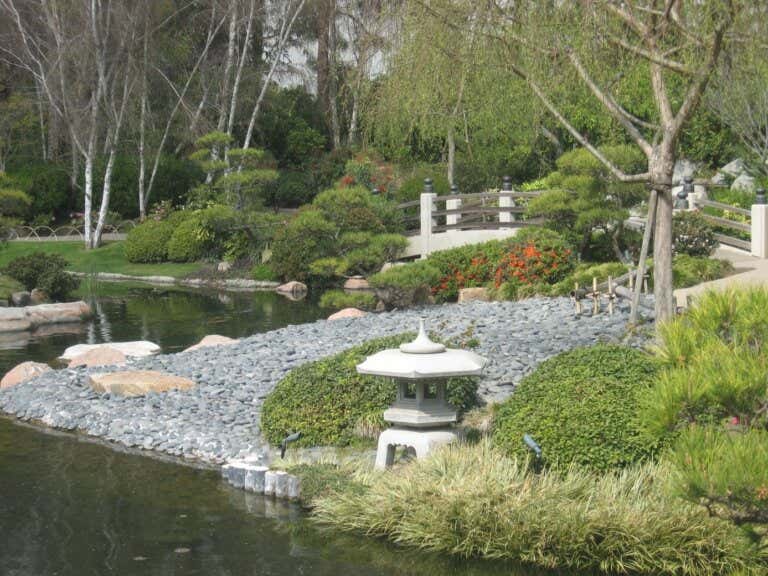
413 0 742 322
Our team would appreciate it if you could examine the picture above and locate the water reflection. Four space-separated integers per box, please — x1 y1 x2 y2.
0 418 562 576
0 282 326 373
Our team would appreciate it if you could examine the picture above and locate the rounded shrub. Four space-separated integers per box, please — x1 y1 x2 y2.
270 210 337 281
124 220 174 263
261 333 478 448
2 251 78 300
494 345 660 472
318 290 376 310
166 217 205 262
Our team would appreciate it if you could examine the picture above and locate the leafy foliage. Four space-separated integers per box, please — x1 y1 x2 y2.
671 254 733 288
673 211 718 257
270 210 337 281
2 251 78 300
526 145 647 261
261 333 478 448
495 345 660 472
124 219 176 263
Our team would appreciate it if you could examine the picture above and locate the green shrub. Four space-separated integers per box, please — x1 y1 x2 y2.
672 255 733 288
3 251 78 300
0 188 31 218
319 290 376 310
495 345 660 472
6 163 71 218
369 261 441 291
270 210 338 281
124 220 174 263
251 263 278 281
313 443 755 574
267 170 314 208
395 167 450 204
166 217 205 262
673 211 717 257
313 186 387 234
261 333 478 448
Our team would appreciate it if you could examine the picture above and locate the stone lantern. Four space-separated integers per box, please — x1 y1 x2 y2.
356 319 486 469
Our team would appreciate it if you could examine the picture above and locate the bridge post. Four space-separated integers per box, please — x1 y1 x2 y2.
420 179 437 258
499 176 515 229
446 184 461 227
751 189 768 258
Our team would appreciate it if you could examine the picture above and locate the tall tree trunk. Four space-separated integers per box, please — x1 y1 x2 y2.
227 0 256 138
447 127 455 186
327 4 341 148
650 148 676 322
83 151 94 248
316 0 332 114
137 12 149 220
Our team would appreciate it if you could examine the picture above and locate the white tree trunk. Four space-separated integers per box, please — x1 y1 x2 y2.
83 151 94 248
243 0 307 149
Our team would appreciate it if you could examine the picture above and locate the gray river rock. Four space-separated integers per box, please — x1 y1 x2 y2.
0 298 650 466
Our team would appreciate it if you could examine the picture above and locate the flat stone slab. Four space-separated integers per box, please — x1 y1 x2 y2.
60 341 160 361
0 301 91 333
184 334 238 352
68 347 127 368
88 370 195 397
1 361 52 389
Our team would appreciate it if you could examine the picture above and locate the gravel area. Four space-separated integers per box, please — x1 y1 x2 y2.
0 298 649 465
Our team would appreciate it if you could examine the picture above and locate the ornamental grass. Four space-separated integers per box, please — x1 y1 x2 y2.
312 441 758 575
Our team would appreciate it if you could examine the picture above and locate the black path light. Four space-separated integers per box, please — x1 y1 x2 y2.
280 431 301 459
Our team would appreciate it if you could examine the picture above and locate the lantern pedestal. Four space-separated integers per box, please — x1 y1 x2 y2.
374 426 460 470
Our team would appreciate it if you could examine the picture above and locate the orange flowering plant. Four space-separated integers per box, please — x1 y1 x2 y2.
493 241 574 288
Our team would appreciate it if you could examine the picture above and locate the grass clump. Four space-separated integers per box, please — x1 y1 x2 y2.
494 345 660 472
312 441 755 574
319 289 376 310
261 333 478 448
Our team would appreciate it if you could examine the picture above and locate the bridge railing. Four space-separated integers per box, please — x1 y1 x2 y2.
397 177 544 256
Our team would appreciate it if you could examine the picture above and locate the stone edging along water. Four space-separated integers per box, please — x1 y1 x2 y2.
0 298 645 469
69 271 280 291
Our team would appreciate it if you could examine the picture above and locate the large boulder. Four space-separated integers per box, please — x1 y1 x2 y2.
275 281 307 296
11 292 30 307
732 174 756 193
672 159 698 185
29 289 49 305
184 334 238 352
25 302 92 327
60 341 160 362
0 308 33 332
1 361 51 389
68 347 127 368
88 370 195 397
327 307 367 321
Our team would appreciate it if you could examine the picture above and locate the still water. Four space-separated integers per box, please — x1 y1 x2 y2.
0 283 556 576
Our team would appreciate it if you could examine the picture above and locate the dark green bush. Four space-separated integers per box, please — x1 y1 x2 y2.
673 211 717 257
395 167 450 204
261 333 478 447
494 345 660 472
313 186 387 234
7 163 70 217
267 171 314 208
3 251 78 300
270 210 337 281
124 219 175 263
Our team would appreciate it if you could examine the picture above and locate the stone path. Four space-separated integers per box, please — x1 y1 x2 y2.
0 298 639 466
674 246 768 307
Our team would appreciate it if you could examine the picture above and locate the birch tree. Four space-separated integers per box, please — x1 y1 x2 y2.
0 0 142 248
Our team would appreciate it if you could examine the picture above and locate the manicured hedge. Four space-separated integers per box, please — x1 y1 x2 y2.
494 344 660 472
261 333 478 448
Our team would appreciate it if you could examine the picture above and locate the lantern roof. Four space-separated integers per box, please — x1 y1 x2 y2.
356 319 487 379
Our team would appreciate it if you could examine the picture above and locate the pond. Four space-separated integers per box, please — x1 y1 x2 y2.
0 282 562 576
0 281 326 373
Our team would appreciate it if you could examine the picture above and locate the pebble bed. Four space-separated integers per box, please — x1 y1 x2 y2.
0 298 649 466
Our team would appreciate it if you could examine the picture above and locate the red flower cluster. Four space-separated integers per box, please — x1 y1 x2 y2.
493 242 572 288
433 256 492 300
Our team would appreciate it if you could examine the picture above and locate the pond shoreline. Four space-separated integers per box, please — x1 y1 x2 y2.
70 271 280 292
0 298 644 468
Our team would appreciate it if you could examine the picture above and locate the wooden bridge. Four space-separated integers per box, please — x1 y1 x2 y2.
398 178 543 258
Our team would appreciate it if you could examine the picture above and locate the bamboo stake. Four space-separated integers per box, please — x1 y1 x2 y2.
630 189 658 324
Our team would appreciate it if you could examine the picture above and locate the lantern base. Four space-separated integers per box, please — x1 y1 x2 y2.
374 426 460 470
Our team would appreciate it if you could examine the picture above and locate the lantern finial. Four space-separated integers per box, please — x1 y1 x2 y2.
400 318 446 354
